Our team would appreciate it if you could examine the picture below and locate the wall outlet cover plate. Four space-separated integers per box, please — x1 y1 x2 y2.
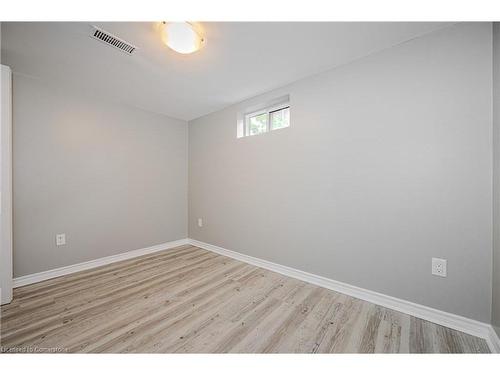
432 257 447 277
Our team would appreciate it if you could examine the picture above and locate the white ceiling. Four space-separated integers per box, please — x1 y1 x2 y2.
1 22 452 121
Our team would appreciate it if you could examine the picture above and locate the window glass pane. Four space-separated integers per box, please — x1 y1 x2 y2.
270 107 290 130
248 113 268 136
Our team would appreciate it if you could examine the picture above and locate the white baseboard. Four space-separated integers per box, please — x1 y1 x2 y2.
12 238 189 288
488 326 500 353
188 238 500 353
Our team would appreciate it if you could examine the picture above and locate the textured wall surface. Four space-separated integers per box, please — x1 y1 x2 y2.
11 75 188 277
189 23 493 322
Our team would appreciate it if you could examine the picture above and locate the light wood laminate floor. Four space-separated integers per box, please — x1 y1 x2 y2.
0 245 490 353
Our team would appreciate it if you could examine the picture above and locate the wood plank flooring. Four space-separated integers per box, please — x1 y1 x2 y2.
0 245 491 353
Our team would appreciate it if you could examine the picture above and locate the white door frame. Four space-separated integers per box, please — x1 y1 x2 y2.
0 64 13 305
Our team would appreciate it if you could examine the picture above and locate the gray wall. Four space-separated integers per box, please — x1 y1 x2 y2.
493 22 500 334
12 74 188 277
189 23 493 322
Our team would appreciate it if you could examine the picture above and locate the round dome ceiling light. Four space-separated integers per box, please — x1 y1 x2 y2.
161 22 205 54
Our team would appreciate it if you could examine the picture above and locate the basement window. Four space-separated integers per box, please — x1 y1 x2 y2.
240 98 290 137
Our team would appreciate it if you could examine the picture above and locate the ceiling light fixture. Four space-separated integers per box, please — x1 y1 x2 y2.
160 22 204 54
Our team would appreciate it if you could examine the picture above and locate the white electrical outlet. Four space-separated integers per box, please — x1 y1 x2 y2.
56 233 66 246
197 218 203 228
432 258 447 277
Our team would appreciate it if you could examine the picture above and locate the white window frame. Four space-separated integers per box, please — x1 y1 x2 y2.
243 100 290 137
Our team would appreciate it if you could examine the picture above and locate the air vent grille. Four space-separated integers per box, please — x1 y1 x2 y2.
90 27 137 55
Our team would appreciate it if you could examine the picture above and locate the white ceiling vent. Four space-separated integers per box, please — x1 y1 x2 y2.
90 26 137 55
